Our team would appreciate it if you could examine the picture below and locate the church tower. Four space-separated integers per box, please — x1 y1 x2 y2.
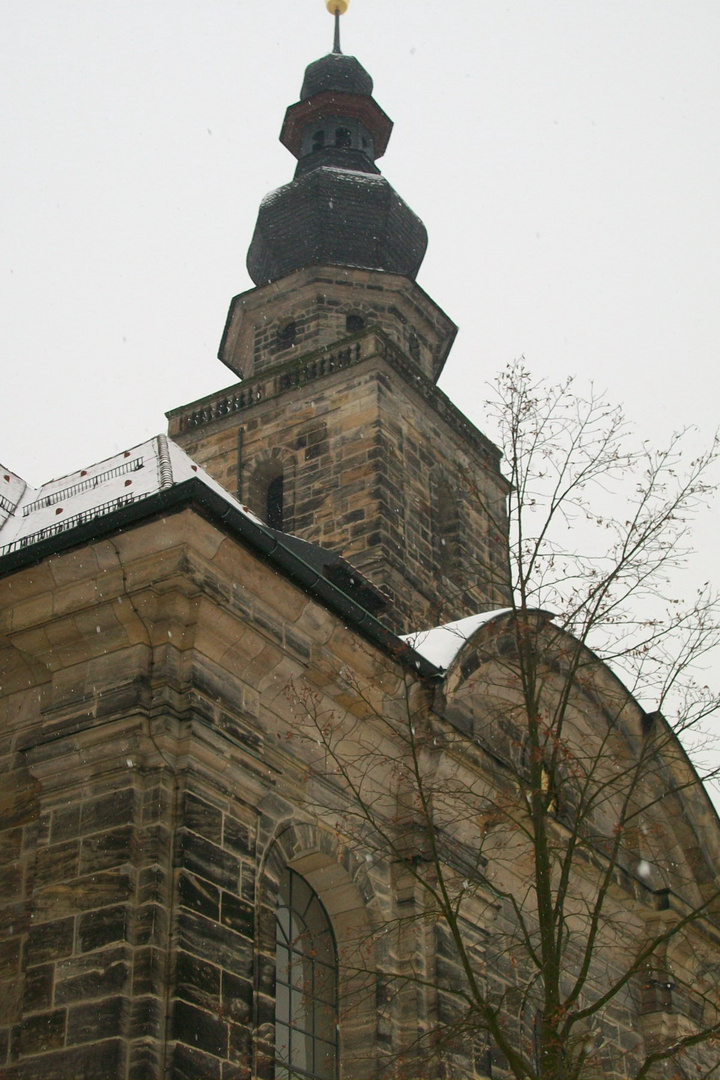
167 11 510 632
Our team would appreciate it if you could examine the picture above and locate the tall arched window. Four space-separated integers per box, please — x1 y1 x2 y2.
277 320 297 350
246 455 294 533
266 473 284 530
431 467 461 578
275 868 338 1080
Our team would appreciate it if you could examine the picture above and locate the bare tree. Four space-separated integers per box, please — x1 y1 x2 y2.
288 363 720 1080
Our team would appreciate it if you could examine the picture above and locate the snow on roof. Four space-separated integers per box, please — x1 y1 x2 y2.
0 435 264 558
259 168 386 207
0 467 28 527
401 609 514 670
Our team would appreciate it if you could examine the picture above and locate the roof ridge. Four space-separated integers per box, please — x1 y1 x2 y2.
156 433 174 489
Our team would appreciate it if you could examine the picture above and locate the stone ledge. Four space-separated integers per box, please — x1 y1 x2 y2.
169 328 504 473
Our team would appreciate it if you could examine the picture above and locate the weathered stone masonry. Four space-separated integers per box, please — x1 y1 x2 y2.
0 507 434 1078
169 273 511 633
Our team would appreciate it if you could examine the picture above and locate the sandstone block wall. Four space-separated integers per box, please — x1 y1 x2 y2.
2 507 717 1079
170 331 510 632
0 511 421 1078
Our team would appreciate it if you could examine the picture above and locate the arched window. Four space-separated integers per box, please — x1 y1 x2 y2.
312 129 325 153
345 313 365 334
431 468 461 577
277 320 297 350
408 332 420 361
334 126 351 148
246 456 294 533
266 474 284 530
275 868 338 1080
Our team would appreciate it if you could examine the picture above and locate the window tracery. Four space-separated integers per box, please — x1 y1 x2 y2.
275 868 338 1080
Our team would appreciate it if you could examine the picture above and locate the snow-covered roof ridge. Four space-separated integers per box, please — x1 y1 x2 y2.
0 435 265 559
401 608 515 670
156 433 174 489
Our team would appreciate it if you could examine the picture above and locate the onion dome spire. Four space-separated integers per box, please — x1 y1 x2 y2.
246 2 428 286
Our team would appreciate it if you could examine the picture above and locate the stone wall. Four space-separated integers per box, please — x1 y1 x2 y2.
170 331 510 633
2 506 719 1079
0 510 413 1078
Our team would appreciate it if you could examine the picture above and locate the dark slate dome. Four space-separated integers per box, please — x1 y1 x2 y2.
300 53 373 99
247 167 428 285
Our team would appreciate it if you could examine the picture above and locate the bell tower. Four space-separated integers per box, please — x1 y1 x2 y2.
168 5 511 631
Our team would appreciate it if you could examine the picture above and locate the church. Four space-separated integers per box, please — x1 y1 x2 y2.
1 6 720 1079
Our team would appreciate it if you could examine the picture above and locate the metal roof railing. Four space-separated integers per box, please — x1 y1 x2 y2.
22 458 144 516
0 493 138 557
